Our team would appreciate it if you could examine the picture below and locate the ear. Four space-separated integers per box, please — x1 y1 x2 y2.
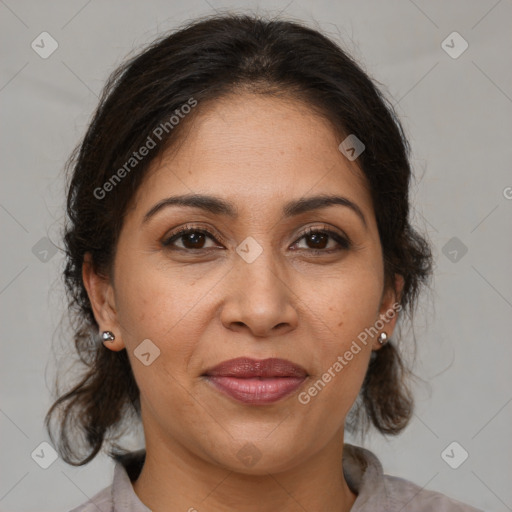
82 252 125 352
372 274 404 351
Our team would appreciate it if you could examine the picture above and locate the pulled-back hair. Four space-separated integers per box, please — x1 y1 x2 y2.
45 13 432 466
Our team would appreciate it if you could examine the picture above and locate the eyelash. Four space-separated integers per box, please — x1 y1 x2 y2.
161 224 351 254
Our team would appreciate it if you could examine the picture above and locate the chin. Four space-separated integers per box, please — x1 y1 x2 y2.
204 435 310 475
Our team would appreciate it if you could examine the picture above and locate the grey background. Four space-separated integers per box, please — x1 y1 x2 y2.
1 1 511 511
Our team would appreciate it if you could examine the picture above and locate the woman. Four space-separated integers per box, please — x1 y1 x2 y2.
46 14 482 511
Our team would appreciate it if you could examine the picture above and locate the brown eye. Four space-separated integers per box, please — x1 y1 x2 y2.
179 231 207 249
162 228 221 250
292 228 351 253
305 231 329 249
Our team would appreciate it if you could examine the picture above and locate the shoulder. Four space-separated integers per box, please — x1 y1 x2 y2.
68 484 113 512
343 444 483 512
382 474 483 511
67 450 147 512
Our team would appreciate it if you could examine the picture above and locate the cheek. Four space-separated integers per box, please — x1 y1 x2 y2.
306 264 383 341
299 267 383 401
114 269 201 417
113 249 208 341
113 254 216 397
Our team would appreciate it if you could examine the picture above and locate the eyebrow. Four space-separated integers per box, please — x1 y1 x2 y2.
143 193 367 228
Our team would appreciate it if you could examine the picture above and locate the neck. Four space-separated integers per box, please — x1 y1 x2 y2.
132 430 357 512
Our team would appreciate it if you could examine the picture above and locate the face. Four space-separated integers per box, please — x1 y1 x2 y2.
85 93 401 474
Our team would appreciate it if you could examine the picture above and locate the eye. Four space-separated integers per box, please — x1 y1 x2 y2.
161 224 351 253
291 226 351 253
161 226 222 250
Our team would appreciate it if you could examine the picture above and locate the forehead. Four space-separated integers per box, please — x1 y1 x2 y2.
132 93 373 220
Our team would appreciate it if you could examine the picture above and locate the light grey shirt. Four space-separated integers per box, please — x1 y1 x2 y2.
69 443 482 511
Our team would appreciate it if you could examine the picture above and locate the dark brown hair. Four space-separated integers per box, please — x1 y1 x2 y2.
46 13 432 466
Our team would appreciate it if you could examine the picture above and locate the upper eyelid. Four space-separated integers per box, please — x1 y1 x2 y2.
164 225 224 244
298 225 348 239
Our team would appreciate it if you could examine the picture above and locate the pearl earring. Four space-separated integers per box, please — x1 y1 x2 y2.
377 332 388 345
101 331 115 343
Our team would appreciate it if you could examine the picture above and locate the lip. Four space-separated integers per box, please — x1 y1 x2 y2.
203 357 308 404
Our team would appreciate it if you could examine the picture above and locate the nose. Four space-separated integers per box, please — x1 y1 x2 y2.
220 249 299 338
